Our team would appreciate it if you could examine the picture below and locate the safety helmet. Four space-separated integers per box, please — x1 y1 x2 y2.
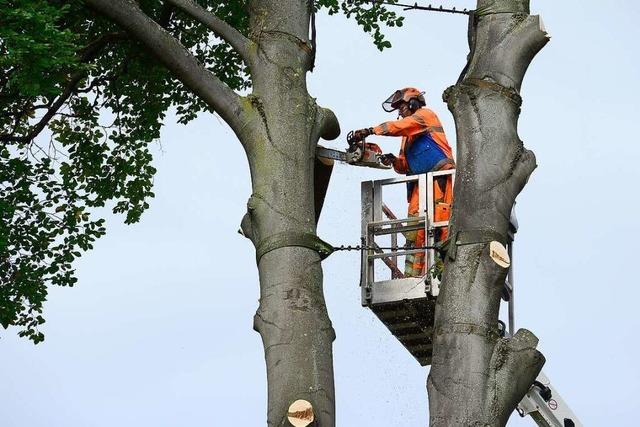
382 87 426 112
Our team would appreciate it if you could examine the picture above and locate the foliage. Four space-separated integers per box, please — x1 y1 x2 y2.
317 0 404 50
0 0 401 343
0 0 250 342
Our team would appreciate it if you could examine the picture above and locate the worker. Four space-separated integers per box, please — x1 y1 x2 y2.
350 87 454 277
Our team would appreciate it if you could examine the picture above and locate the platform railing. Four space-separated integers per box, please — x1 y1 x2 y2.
360 170 456 305
360 170 520 365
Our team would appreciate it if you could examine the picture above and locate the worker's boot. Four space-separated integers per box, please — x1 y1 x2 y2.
404 212 421 277
411 228 426 276
405 250 421 277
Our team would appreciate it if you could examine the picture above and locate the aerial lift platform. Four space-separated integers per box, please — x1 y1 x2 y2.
317 141 581 426
360 170 460 366
359 171 582 427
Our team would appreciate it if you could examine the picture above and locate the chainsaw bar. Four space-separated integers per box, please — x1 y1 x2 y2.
316 145 391 170
316 146 350 163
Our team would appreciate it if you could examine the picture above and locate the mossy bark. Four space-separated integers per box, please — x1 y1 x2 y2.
239 1 339 425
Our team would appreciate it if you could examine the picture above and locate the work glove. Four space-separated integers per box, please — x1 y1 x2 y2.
380 153 396 166
348 127 373 143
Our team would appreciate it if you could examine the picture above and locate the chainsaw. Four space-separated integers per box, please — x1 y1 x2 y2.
316 131 392 170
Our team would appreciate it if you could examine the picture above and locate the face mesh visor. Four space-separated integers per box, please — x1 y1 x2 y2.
382 90 404 112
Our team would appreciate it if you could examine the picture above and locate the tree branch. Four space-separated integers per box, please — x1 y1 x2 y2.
84 0 253 139
314 107 340 142
164 0 255 65
0 32 126 144
157 3 175 27
489 329 545 424
0 72 84 143
79 31 128 61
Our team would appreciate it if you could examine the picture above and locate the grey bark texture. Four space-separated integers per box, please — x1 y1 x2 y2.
427 1 549 426
243 2 338 425
86 0 339 425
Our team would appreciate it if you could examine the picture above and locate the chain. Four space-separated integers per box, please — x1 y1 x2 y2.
333 244 440 251
357 0 472 15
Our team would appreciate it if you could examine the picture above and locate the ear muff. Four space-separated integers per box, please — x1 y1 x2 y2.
383 88 426 113
408 97 422 111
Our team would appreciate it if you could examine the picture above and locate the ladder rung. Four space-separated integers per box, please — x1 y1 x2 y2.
371 224 425 236
432 221 449 228
368 249 428 259
369 217 425 228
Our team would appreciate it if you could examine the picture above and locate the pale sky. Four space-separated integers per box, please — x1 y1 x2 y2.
2 1 639 426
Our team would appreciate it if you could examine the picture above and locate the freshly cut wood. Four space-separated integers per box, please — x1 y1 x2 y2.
489 241 511 268
287 399 314 427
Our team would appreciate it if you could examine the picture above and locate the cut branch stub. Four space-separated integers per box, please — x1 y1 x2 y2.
489 241 510 268
287 399 314 427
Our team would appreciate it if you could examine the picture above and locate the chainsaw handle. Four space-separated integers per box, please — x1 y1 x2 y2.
379 153 396 166
347 129 368 144
346 130 355 144
347 130 368 157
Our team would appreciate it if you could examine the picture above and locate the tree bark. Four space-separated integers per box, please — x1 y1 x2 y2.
87 1 339 425
239 1 339 425
427 1 550 425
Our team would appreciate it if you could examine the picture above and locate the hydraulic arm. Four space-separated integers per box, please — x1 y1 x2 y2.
517 371 582 427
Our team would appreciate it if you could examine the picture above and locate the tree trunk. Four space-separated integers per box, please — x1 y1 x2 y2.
427 1 550 425
68 1 340 425
240 1 339 425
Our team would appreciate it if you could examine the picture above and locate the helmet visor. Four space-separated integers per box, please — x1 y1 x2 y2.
382 90 404 112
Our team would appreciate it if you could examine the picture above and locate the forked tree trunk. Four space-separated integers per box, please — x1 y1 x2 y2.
428 1 550 425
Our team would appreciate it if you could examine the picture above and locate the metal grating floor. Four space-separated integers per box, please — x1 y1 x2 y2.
370 297 436 366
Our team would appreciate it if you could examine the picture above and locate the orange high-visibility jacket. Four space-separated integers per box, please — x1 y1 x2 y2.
372 108 453 174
